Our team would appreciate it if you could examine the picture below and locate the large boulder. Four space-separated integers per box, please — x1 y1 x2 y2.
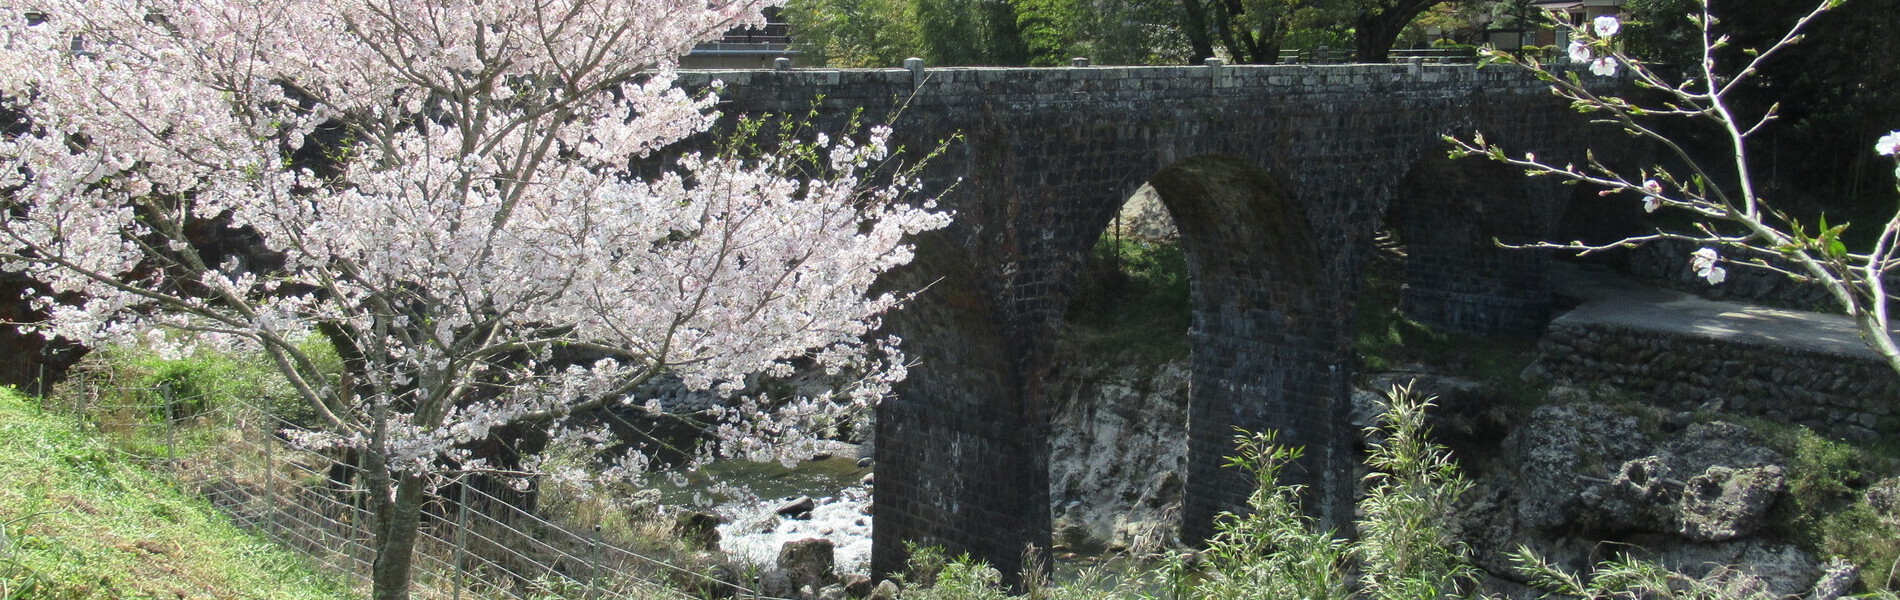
1582 455 1682 533
1507 403 1653 529
1679 465 1786 542
777 538 836 593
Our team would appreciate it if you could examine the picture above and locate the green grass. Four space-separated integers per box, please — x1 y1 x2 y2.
1736 417 1900 592
1060 236 1192 363
1351 270 1542 405
0 387 352 600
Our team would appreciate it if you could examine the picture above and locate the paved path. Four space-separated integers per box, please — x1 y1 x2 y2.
1548 263 1883 361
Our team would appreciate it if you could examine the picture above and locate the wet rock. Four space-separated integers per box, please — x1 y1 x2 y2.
1807 558 1859 600
841 574 873 598
776 496 817 517
1679 465 1785 542
1052 516 1104 554
758 569 795 599
696 563 746 599
857 457 874 469
869 579 900 600
777 537 836 592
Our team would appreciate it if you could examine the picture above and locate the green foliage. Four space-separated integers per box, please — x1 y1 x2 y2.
1751 420 1876 538
784 0 1468 66
1356 386 1476 600
1509 545 1785 600
1819 496 1900 591
903 558 1013 600
782 0 922 67
1194 430 1351 600
85 335 341 429
1075 0 1198 64
1062 236 1193 363
1738 420 1900 592
892 385 1472 600
0 387 349 600
914 0 1030 65
1011 0 1087 65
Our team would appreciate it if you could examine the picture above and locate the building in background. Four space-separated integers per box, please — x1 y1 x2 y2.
681 7 798 69
1532 0 1625 47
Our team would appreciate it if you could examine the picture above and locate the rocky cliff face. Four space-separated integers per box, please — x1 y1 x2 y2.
1046 356 1189 556
1447 386 1838 598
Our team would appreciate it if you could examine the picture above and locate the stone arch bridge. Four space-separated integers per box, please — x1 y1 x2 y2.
678 62 1603 579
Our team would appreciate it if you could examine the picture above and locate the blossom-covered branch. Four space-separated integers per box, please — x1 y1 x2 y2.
0 2 950 598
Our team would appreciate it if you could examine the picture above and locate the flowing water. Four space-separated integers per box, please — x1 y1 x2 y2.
659 454 877 573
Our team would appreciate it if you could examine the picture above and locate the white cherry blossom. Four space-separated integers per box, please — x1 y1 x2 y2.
0 2 949 598
1568 40 1592 63
1642 179 1664 212
1877 131 1900 156
1591 56 1620 77
1594 15 1621 38
1691 247 1728 284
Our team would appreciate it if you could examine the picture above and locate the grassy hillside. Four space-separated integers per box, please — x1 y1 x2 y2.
0 387 351 600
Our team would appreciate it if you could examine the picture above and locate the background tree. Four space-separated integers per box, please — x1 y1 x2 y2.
1352 0 1454 61
915 0 1032 65
0 2 949 599
1619 0 1900 223
783 0 925 67
1452 0 1900 374
784 0 1494 65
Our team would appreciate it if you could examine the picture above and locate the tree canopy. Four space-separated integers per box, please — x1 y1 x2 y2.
0 2 948 599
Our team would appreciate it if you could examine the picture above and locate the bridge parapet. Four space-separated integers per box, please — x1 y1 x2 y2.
679 63 1562 114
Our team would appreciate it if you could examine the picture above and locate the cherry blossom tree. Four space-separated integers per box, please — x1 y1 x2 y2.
1450 0 1900 376
0 2 949 598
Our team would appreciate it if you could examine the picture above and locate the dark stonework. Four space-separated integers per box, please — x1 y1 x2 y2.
0 271 86 395
682 63 1599 582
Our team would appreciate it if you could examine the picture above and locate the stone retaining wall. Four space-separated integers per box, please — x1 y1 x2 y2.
1535 320 1900 440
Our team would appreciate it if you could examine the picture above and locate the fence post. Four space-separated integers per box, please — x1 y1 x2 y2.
589 532 603 600
164 386 177 470
262 425 275 533
455 473 468 600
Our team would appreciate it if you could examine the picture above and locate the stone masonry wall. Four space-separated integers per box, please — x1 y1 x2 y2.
679 63 1602 579
1536 321 1900 440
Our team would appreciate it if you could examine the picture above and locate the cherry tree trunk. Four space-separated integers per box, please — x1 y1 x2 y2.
369 470 429 600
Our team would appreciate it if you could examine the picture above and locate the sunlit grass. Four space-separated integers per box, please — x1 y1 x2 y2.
0 387 352 600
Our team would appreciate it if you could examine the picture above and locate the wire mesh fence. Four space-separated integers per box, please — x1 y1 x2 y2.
47 374 789 600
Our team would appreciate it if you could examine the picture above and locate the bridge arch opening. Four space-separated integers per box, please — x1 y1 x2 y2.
1046 181 1191 558
1045 154 1356 563
1383 152 1553 336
